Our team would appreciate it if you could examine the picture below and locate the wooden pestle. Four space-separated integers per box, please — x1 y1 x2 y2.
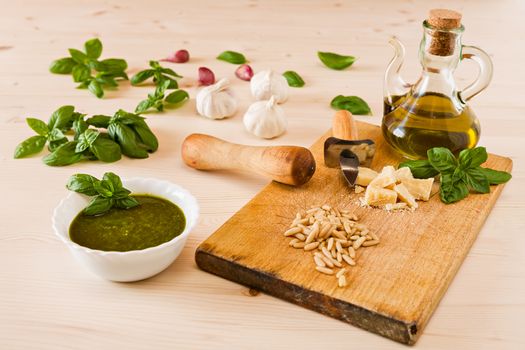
332 110 359 140
181 133 316 186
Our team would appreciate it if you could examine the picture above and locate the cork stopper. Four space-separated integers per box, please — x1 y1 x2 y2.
428 9 462 30
426 9 463 56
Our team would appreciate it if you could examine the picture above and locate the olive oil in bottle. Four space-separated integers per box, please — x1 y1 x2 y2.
382 92 480 159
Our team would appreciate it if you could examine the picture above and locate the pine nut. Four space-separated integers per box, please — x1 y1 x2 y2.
338 275 347 288
284 227 302 236
342 254 356 266
336 268 346 278
316 266 334 275
362 240 380 247
314 255 326 267
304 242 320 251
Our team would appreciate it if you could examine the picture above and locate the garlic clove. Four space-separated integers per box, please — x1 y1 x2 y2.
250 69 289 103
243 96 287 139
198 66 216 86
196 78 238 120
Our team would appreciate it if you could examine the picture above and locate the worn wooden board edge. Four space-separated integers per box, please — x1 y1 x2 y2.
194 123 513 345
195 248 418 344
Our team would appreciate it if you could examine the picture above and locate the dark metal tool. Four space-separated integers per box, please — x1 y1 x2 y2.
323 111 376 186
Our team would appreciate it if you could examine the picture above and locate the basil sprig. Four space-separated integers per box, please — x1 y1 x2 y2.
216 50 247 64
15 107 158 166
14 105 76 158
399 147 512 204
135 80 189 114
131 60 182 89
50 38 128 98
318 51 356 70
330 95 371 115
67 172 139 216
283 71 305 87
89 110 159 158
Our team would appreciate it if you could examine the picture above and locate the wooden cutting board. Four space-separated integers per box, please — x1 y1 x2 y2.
195 121 513 345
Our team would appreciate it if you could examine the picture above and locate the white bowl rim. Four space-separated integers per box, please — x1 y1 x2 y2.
52 177 199 257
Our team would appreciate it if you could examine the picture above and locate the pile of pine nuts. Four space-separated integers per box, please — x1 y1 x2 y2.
284 204 379 288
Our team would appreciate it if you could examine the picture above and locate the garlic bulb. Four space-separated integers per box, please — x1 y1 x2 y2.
196 78 237 119
250 70 289 103
243 96 287 139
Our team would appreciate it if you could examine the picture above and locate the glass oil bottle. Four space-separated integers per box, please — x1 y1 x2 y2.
382 9 493 159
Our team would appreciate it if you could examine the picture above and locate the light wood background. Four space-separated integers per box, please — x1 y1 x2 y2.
0 1 523 349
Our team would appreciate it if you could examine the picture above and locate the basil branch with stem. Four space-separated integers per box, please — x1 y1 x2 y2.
50 38 128 98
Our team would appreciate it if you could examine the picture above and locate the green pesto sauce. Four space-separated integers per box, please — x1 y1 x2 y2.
69 195 186 252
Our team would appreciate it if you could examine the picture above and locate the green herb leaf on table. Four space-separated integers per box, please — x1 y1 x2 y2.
26 118 49 136
67 172 139 216
84 38 103 59
49 57 75 74
283 71 305 87
318 51 356 70
330 95 371 115
131 61 182 88
43 141 84 166
464 167 490 194
217 50 247 64
427 147 458 173
458 147 488 169
440 173 469 204
13 135 47 158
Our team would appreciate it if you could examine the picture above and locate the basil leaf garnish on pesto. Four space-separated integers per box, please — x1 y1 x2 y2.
67 172 139 216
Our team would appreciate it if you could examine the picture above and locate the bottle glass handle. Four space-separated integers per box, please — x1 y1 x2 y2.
460 45 493 102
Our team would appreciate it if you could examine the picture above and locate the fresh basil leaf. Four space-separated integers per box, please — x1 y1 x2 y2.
113 188 131 199
99 58 128 73
86 115 111 128
464 167 490 193
131 121 158 152
93 180 114 198
458 147 488 169
318 51 356 70
165 89 189 105
72 64 91 82
88 80 104 98
69 48 89 65
217 50 247 64
50 57 76 74
47 128 66 142
83 196 113 216
43 141 83 166
14 135 47 158
149 60 161 69
48 137 68 152
330 95 371 115
135 99 154 114
72 117 88 139
478 167 512 185
283 71 305 87
440 173 469 204
76 129 100 152
131 69 155 85
103 172 123 190
427 147 458 174
84 38 102 59
66 174 99 196
96 75 118 87
48 105 75 130
160 67 182 78
114 196 139 209
398 159 439 179
90 136 121 163
26 118 49 136
108 122 149 158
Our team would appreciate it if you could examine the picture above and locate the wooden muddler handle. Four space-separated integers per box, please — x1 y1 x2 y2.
332 110 359 140
181 133 316 186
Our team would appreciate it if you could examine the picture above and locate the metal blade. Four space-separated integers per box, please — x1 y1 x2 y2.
339 149 360 187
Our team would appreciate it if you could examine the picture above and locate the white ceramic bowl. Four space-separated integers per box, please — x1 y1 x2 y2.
52 177 199 282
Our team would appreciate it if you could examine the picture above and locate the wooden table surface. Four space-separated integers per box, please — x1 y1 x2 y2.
1 1 523 349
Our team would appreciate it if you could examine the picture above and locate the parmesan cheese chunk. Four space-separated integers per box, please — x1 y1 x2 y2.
356 167 378 187
368 166 396 188
401 178 434 201
394 167 414 183
364 186 397 207
394 183 418 208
